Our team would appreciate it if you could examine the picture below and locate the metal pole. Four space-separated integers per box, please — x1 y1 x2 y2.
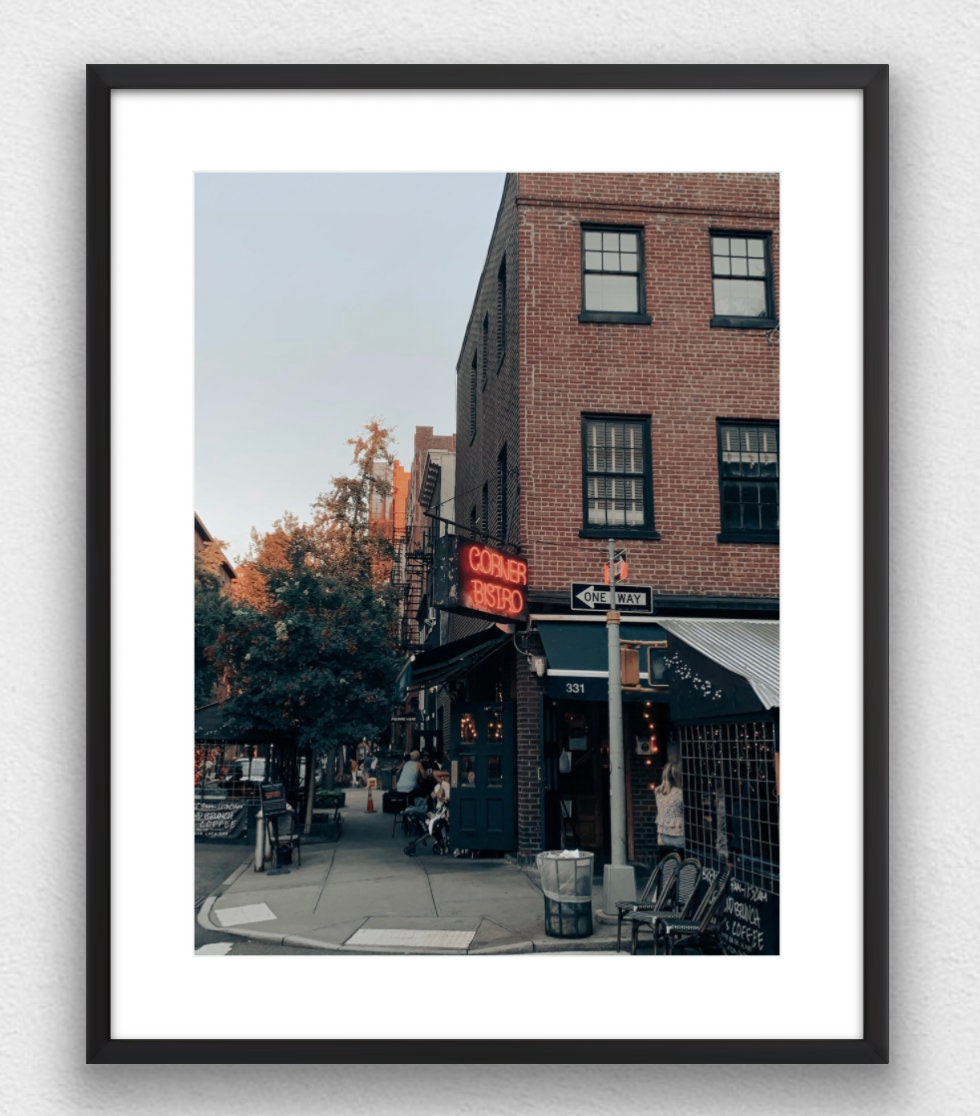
606 539 626 866
254 808 266 872
603 539 635 909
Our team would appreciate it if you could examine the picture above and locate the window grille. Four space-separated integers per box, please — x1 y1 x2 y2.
582 227 643 314
582 415 653 532
673 721 779 896
717 420 779 539
710 231 775 325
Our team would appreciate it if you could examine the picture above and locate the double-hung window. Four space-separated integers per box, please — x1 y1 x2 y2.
710 231 776 328
579 226 651 324
581 414 657 538
717 420 779 543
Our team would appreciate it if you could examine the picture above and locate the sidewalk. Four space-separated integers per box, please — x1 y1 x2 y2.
198 786 625 955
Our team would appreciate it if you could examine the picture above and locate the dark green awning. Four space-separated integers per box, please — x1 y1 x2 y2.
536 620 669 679
535 617 774 717
407 626 510 690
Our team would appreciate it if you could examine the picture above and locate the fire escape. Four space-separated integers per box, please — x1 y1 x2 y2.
391 526 436 654
392 456 443 655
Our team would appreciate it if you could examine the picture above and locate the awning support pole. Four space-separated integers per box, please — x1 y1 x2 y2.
603 538 635 910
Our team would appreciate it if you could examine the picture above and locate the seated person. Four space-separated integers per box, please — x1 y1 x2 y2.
395 750 426 804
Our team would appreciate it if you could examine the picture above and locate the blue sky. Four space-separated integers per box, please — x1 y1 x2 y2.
195 173 505 564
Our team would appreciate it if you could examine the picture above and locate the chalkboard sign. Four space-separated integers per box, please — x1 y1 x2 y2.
716 874 779 955
260 782 287 817
194 800 247 839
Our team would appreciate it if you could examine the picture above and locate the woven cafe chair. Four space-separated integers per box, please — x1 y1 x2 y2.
628 856 703 955
615 852 681 952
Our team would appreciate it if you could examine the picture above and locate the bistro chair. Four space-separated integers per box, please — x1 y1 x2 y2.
628 856 703 955
614 852 681 953
657 862 732 956
386 792 409 837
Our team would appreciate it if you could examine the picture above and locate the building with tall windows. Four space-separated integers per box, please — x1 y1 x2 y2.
405 174 780 953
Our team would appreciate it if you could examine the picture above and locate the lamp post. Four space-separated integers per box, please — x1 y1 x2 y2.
603 537 636 911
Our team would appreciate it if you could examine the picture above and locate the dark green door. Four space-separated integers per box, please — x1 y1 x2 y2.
450 702 515 852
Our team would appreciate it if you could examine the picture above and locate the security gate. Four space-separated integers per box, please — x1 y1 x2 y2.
450 702 515 852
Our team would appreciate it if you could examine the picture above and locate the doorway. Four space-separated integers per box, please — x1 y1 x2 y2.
449 702 516 852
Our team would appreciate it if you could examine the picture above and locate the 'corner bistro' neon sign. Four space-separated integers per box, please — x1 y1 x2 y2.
458 541 528 622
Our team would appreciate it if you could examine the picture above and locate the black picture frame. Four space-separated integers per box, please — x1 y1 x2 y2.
87 63 888 1065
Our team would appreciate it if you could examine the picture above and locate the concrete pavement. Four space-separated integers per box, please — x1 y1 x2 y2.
197 786 625 955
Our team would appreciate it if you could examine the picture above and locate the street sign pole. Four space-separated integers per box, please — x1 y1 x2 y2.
603 538 635 911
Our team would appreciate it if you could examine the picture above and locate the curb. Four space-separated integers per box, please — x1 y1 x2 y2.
470 939 535 955
201 920 620 955
196 855 255 934
200 854 622 955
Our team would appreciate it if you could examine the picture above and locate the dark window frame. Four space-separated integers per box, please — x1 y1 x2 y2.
579 413 660 540
578 224 652 325
496 258 507 363
468 351 478 443
709 229 777 330
481 312 489 390
716 419 779 544
497 444 508 542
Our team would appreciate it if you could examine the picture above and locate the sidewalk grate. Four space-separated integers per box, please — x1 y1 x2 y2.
346 928 476 950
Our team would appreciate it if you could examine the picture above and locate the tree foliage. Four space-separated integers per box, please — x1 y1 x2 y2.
312 418 398 584
199 421 402 755
194 542 236 708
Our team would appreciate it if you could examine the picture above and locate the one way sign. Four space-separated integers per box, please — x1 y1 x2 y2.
570 583 653 613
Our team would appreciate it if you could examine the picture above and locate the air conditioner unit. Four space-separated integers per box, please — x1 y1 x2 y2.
635 738 654 756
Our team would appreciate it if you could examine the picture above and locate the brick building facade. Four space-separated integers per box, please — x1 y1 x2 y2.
409 174 781 952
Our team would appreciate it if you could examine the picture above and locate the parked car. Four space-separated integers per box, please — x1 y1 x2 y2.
220 757 267 791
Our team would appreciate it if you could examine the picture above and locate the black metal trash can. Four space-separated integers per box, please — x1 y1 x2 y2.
536 851 595 938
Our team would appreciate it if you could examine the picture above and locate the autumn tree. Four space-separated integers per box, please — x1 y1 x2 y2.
194 540 236 708
205 421 403 767
228 514 299 614
311 418 397 585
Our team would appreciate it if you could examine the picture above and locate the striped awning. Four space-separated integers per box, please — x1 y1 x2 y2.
655 618 779 709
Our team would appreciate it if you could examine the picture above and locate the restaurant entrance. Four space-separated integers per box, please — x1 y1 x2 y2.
449 701 516 853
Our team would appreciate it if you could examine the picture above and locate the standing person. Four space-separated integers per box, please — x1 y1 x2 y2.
395 750 425 803
416 751 436 801
655 762 685 850
430 771 451 808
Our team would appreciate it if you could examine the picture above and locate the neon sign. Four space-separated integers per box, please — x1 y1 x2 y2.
458 541 528 622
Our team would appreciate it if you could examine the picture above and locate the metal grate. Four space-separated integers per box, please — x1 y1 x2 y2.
674 721 779 895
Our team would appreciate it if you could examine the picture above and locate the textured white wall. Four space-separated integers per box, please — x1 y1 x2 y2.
2 1 976 1110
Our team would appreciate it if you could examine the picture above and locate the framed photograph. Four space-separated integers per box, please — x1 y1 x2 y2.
88 64 887 1064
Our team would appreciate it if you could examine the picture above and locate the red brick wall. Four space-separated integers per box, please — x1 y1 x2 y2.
450 175 522 647
454 175 521 553
515 172 779 601
451 174 780 859
515 665 542 858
